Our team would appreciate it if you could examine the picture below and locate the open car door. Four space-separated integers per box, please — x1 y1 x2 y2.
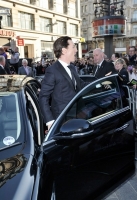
40 75 135 200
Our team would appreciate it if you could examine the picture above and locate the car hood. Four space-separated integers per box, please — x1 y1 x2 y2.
0 153 35 200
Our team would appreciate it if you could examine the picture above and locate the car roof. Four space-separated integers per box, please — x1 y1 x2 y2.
0 75 35 92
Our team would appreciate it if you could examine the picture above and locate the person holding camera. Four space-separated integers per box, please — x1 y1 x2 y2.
10 47 20 74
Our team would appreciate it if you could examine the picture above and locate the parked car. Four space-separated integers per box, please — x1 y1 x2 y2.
0 74 135 200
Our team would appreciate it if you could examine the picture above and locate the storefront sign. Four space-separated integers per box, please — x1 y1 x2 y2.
0 29 16 37
17 38 24 46
92 18 126 38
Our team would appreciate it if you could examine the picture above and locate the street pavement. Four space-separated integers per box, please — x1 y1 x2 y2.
104 137 137 200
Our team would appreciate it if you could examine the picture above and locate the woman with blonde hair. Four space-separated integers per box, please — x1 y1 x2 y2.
114 58 129 85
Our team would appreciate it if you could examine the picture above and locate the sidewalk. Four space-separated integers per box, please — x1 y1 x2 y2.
104 138 137 200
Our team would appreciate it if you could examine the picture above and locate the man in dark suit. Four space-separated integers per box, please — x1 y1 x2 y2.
0 55 7 75
93 48 116 78
39 36 87 130
18 59 33 77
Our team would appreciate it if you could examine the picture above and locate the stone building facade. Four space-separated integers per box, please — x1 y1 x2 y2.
0 0 82 59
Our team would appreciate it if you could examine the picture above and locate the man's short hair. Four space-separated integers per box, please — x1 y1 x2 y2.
115 53 120 58
22 59 28 64
53 36 72 59
0 55 5 63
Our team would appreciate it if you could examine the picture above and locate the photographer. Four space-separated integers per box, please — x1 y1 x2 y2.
9 47 20 74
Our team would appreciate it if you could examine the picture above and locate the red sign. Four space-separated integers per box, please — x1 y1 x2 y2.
17 38 24 46
0 29 16 37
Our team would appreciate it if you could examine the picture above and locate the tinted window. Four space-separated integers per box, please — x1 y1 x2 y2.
0 93 21 147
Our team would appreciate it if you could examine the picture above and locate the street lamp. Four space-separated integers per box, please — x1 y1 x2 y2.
92 0 125 58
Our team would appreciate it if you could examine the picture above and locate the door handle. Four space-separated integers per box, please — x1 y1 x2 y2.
114 124 129 132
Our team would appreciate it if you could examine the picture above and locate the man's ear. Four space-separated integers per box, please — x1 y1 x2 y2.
62 47 67 55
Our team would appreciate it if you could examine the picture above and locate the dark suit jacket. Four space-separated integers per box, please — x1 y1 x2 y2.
93 60 116 78
118 67 129 85
18 66 33 77
39 60 87 123
0 65 6 75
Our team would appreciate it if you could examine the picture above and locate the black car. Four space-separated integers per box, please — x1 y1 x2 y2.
0 74 135 200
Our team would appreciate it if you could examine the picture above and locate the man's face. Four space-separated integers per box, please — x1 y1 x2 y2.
93 49 104 64
62 40 77 63
129 48 135 56
22 62 27 66
0 58 5 66
111 54 115 61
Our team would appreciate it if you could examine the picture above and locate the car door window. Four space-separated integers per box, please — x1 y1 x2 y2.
48 76 126 138
66 76 122 121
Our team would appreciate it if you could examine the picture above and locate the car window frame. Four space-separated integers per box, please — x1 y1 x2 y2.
25 86 44 145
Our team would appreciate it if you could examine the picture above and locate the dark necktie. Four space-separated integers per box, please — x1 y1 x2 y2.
67 65 76 89
94 65 100 77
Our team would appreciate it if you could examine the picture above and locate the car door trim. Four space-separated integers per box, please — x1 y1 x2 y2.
90 106 130 125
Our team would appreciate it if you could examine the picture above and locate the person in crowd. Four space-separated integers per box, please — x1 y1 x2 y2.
41 53 48 67
123 56 130 67
0 47 11 74
128 46 137 66
128 65 137 81
18 59 33 77
111 53 120 63
93 48 116 78
114 58 129 85
10 47 20 74
87 56 94 74
39 36 88 130
0 55 7 75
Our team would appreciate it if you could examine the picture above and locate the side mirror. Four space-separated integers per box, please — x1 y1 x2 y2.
59 119 93 138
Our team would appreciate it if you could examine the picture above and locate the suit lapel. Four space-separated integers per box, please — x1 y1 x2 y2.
56 61 76 90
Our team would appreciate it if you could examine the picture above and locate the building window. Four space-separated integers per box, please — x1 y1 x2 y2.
69 24 78 36
56 0 63 13
133 0 137 4
133 25 137 34
68 1 76 17
85 5 88 12
1 15 12 27
18 12 34 30
133 10 137 18
81 6 83 14
39 17 52 33
116 40 123 48
82 18 87 26
53 21 66 34
41 41 54 59
39 0 48 9
0 7 12 27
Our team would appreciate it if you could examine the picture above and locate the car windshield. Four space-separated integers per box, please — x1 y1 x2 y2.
0 92 21 148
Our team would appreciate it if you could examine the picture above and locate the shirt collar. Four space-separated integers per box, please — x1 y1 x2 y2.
58 59 69 68
98 59 104 66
